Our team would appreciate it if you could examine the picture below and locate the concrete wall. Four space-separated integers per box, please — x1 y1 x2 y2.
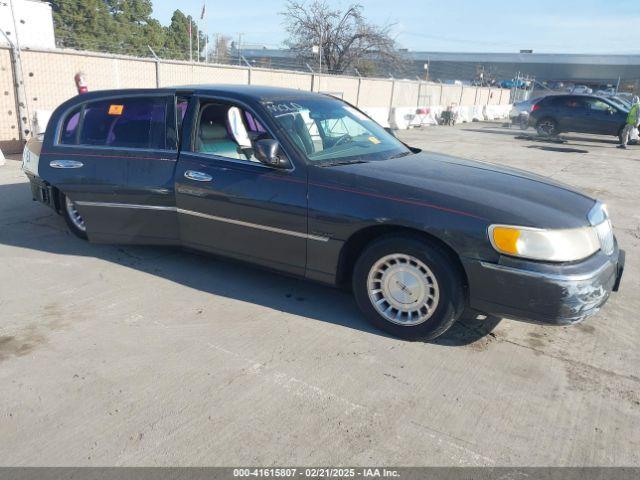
460 87 478 106
357 79 394 108
19 50 157 113
159 62 249 87
0 45 511 152
440 85 463 106
313 75 360 105
250 69 312 90
392 81 421 108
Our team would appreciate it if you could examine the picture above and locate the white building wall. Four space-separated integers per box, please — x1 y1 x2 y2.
0 0 56 49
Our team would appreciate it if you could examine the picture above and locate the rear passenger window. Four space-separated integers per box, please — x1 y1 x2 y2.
552 97 585 109
59 107 81 145
58 97 170 149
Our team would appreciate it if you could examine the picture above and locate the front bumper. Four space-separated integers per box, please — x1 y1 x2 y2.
462 246 624 325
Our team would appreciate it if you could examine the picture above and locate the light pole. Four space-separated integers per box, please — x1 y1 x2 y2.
318 28 323 74
237 33 244 66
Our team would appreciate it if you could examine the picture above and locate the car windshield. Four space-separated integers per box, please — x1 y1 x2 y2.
260 96 411 164
607 97 630 111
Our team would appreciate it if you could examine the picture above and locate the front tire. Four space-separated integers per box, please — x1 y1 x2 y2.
60 192 88 239
352 235 465 340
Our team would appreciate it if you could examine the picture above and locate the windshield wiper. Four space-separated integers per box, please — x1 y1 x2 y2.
388 151 413 159
319 159 368 167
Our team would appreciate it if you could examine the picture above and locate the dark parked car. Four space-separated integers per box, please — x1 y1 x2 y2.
530 94 628 141
22 86 624 340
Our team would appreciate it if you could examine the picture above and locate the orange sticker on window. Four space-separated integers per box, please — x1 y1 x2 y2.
108 104 124 115
368 136 381 144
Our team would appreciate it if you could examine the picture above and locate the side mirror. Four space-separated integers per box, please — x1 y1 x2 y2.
254 139 290 168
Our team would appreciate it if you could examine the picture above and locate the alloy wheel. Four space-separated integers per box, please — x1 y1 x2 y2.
65 196 86 232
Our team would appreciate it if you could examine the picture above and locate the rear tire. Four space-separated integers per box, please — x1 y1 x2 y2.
60 192 88 240
536 117 558 137
519 115 529 130
352 235 465 340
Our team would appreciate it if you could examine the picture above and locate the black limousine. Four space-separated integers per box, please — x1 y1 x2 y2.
22 85 624 340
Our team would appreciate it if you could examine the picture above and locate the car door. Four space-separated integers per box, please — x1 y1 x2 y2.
174 95 309 276
555 96 589 132
590 99 627 135
40 92 181 244
583 98 625 135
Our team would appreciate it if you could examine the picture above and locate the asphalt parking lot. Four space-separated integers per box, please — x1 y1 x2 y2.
1 122 639 466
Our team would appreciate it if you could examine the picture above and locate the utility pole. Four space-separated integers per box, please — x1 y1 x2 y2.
237 33 244 66
318 28 323 74
188 16 193 62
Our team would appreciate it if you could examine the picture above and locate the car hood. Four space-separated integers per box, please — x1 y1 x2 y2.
327 151 596 229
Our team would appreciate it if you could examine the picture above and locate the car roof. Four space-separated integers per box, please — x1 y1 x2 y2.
71 85 325 102
540 93 611 101
178 84 320 98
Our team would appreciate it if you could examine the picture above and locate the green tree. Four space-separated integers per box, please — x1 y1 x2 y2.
50 0 117 51
50 2 205 61
105 0 165 56
162 10 206 61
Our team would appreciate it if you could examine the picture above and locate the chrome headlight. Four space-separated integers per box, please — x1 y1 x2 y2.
589 202 614 255
489 202 614 262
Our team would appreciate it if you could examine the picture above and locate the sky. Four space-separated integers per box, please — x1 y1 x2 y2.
151 0 640 54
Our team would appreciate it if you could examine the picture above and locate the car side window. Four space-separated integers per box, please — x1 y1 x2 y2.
586 99 613 112
58 96 170 150
59 107 81 145
195 101 272 162
555 97 585 109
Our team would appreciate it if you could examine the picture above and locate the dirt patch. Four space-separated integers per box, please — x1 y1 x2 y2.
564 361 640 409
0 327 47 362
577 323 596 335
466 331 499 352
0 302 68 363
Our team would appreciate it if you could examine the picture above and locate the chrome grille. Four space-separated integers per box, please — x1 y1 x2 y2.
595 220 614 255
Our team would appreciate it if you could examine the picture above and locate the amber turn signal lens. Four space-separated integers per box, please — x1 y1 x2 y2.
491 227 520 255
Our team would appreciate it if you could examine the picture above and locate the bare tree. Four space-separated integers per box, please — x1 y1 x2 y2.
281 1 405 75
208 35 232 63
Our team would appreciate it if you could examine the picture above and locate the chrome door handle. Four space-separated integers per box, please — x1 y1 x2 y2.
50 160 83 169
184 170 213 182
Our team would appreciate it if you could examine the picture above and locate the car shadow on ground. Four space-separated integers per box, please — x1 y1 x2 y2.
462 126 621 146
1 181 501 347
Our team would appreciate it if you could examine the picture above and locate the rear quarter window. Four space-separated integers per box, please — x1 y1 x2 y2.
59 107 81 144
58 96 170 150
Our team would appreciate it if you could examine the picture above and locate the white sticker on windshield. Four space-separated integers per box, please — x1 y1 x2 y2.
264 102 304 114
